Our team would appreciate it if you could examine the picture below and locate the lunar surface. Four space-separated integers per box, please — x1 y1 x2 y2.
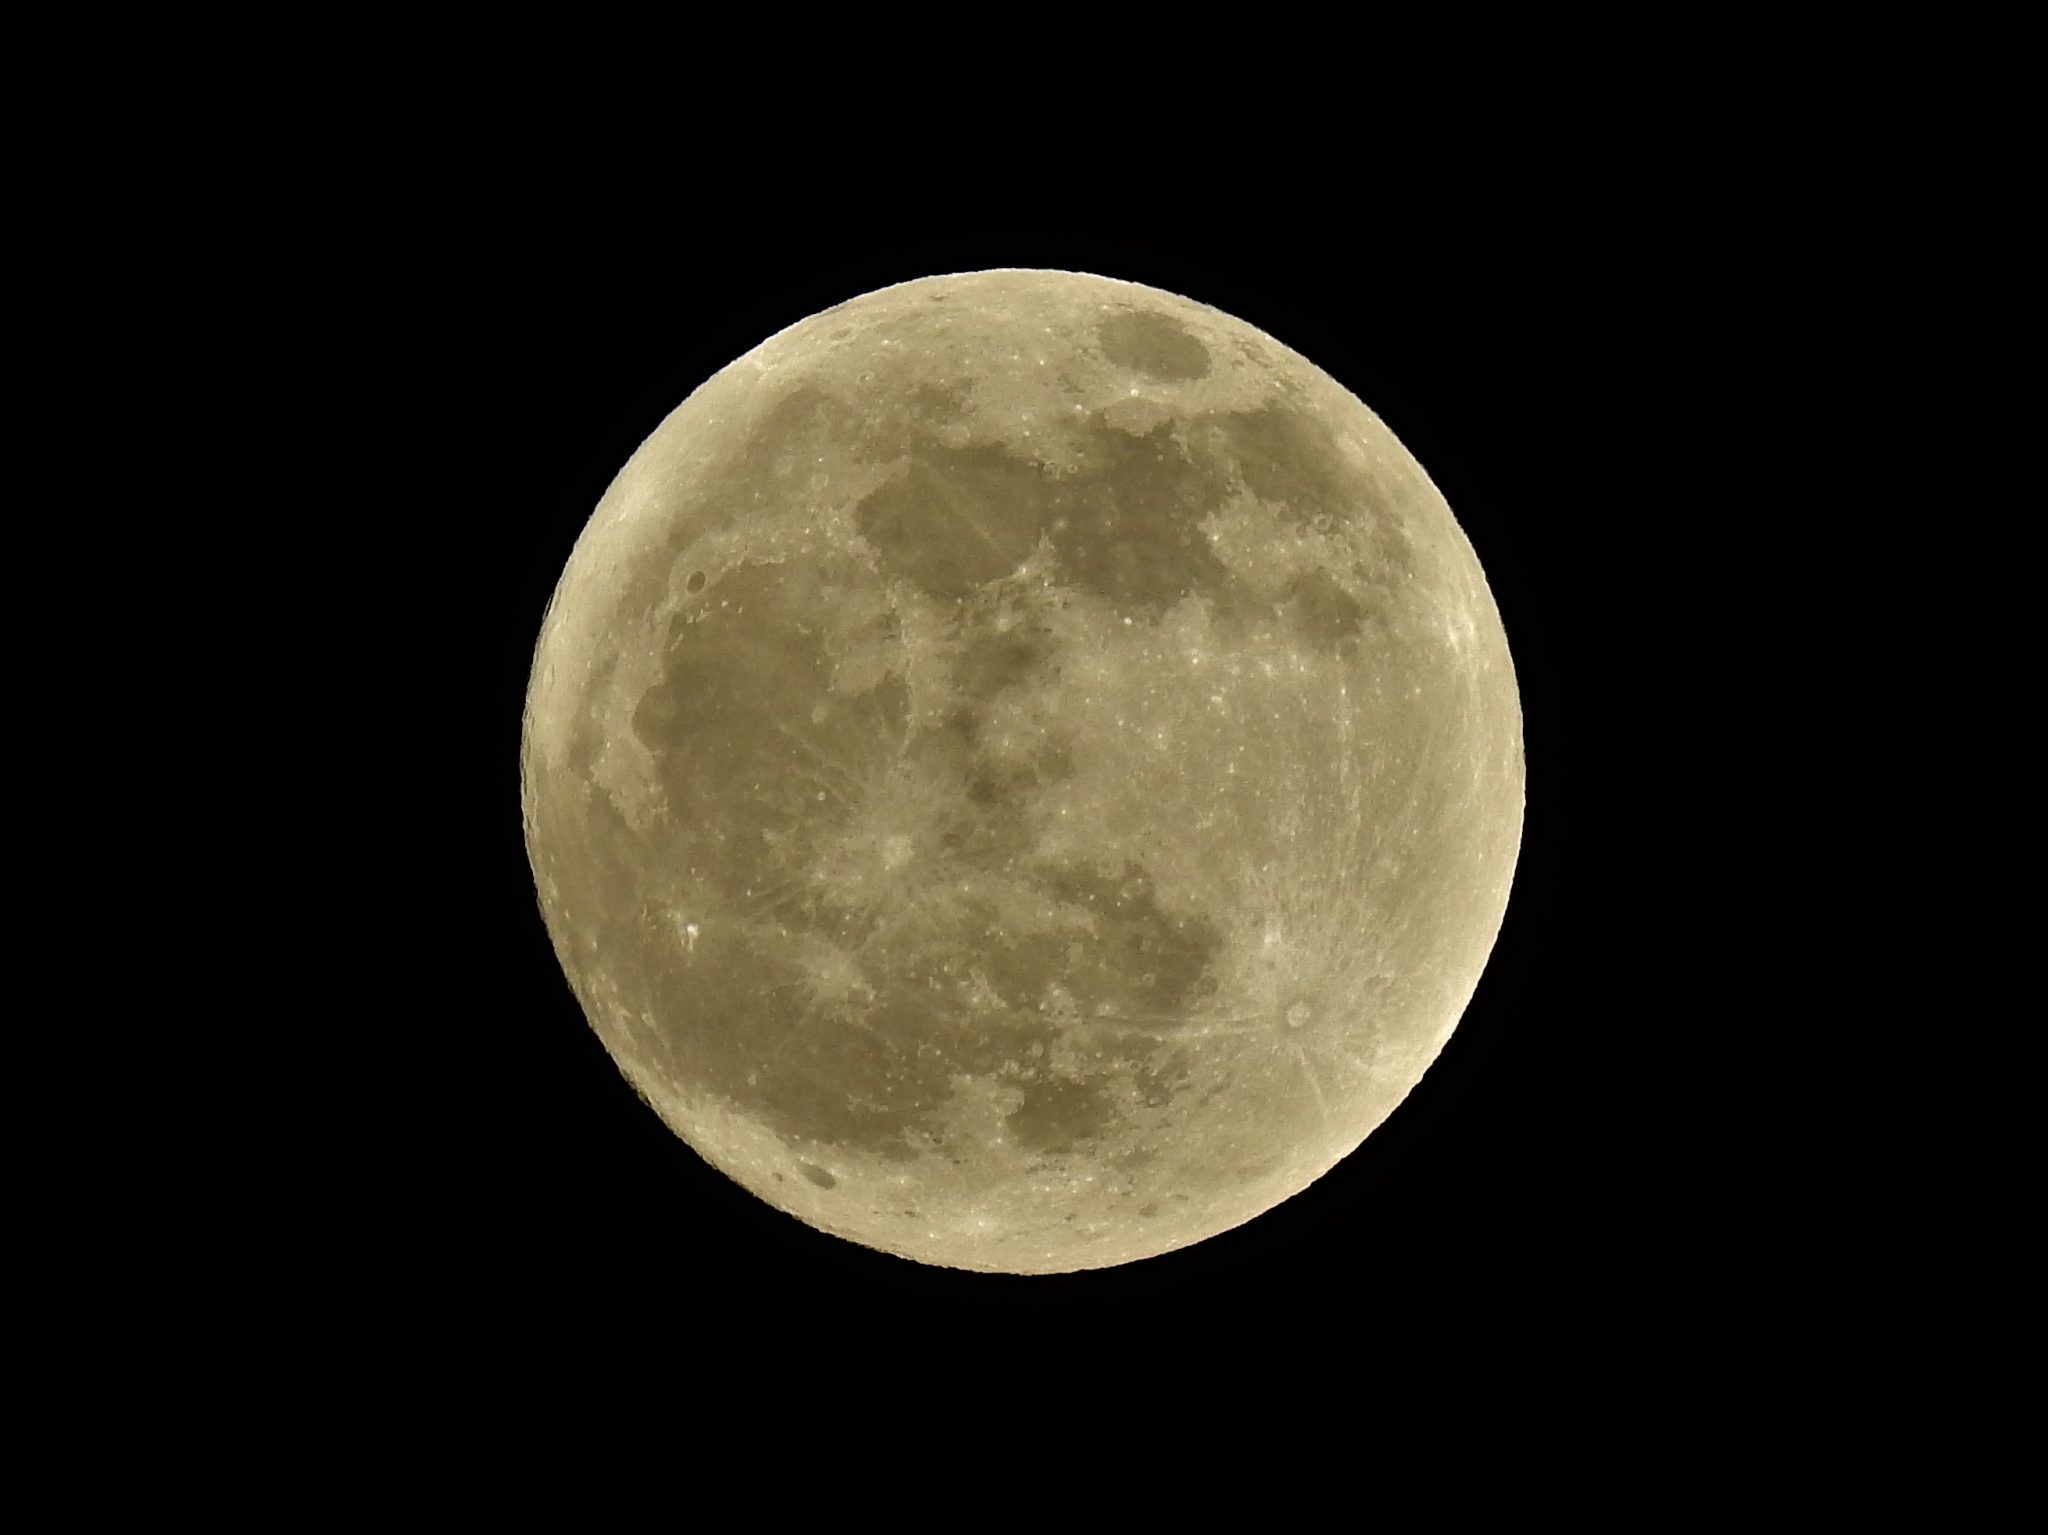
521 270 1523 1273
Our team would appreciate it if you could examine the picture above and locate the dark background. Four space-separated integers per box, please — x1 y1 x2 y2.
321 120 1825 1438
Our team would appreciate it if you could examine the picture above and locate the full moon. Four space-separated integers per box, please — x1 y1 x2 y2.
521 270 1523 1273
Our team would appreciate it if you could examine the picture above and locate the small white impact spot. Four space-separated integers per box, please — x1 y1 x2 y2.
1286 1002 1310 1029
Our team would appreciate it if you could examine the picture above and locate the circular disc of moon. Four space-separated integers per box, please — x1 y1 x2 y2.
521 270 1523 1273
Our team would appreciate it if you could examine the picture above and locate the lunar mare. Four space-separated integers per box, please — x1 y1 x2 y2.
521 270 1522 1273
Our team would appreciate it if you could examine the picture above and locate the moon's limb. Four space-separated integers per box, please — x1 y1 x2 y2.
522 270 1522 1273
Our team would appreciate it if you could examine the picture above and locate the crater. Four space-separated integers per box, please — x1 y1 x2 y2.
799 1162 837 1189
1097 309 1212 381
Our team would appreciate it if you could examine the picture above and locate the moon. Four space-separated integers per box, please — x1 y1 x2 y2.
521 269 1523 1273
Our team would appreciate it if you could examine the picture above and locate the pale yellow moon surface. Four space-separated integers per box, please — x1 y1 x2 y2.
521 269 1523 1274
